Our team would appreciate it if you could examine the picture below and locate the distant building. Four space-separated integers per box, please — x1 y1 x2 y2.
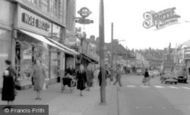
174 40 190 77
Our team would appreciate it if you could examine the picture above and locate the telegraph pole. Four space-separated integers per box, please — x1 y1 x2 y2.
111 23 114 74
99 0 106 104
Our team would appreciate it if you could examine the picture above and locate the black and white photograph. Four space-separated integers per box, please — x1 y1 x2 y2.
0 0 190 115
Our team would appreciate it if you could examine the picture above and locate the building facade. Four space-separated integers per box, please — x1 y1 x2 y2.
174 41 190 78
0 0 78 89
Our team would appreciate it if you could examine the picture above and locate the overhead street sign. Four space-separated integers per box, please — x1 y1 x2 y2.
75 18 94 24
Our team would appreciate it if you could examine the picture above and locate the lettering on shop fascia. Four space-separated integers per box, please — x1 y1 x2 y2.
22 13 50 32
143 7 181 29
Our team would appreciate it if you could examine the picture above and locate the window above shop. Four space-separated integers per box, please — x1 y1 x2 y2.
26 0 63 19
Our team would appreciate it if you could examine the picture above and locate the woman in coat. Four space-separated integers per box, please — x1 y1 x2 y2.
76 64 87 96
113 65 122 87
143 68 150 85
30 60 46 100
86 65 94 91
1 60 16 105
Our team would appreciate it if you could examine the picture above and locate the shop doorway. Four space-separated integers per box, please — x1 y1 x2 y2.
15 41 21 79
15 39 35 89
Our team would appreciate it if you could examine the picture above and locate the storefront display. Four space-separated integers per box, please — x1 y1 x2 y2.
15 31 50 89
50 48 58 79
65 54 75 69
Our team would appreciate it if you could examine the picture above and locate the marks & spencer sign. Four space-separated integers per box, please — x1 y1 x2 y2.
17 7 51 36
143 7 180 29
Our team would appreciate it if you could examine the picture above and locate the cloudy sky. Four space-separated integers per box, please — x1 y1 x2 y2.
76 0 190 50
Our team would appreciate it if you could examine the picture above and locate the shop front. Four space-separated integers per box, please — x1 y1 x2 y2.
12 5 77 89
0 0 14 91
184 53 190 79
0 29 12 90
79 40 99 70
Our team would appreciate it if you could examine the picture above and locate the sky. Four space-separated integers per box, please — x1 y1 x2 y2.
76 0 190 50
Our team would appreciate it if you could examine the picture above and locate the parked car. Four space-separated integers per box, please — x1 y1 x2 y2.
177 76 188 83
174 65 188 83
160 72 178 85
174 67 188 83
164 77 178 85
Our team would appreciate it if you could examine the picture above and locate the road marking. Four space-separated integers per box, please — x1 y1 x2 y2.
126 85 136 88
140 85 150 88
181 87 190 90
154 85 165 88
167 86 179 89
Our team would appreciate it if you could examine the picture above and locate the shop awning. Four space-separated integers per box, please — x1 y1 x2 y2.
47 38 79 55
81 53 99 64
19 30 77 55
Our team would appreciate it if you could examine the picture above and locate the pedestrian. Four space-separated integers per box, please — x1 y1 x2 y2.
76 64 87 96
86 65 94 91
143 68 150 85
98 67 108 87
105 66 112 84
30 59 46 100
113 65 122 87
62 65 73 89
1 60 16 106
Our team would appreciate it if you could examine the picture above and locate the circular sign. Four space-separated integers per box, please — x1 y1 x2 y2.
78 7 91 18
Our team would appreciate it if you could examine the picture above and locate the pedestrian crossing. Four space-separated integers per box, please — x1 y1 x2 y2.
123 84 190 90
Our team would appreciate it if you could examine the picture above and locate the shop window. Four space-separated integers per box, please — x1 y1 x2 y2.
53 0 58 17
49 0 54 13
50 48 58 79
27 0 40 6
52 24 61 41
40 0 49 12
15 33 49 87
52 0 62 18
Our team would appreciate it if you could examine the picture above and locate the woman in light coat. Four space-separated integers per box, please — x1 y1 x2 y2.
30 60 46 100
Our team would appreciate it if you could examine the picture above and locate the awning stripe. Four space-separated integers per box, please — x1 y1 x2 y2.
19 30 76 55
81 53 99 64
47 38 79 55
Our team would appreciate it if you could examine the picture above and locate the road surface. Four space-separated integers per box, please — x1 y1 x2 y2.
118 74 190 115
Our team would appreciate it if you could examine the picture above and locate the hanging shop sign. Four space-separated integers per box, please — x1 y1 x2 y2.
76 7 93 24
17 6 51 36
143 7 180 29
78 7 91 18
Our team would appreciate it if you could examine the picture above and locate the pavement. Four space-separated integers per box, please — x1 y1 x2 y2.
0 77 119 115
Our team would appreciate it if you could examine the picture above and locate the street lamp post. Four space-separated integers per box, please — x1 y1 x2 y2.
99 0 106 104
